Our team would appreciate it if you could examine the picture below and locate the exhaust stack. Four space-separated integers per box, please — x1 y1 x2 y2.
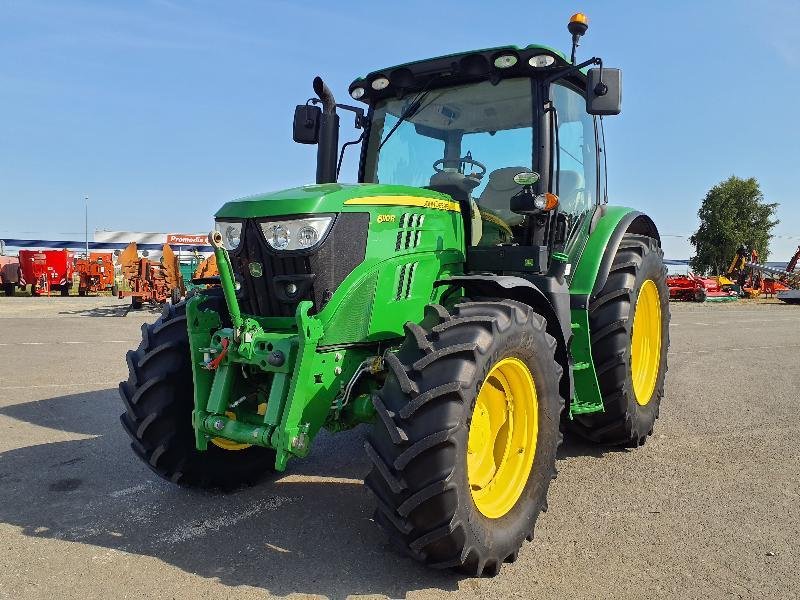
313 77 340 184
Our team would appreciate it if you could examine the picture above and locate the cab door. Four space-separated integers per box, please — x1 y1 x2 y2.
549 81 601 279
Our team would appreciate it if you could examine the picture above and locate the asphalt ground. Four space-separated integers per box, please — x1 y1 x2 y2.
0 296 798 600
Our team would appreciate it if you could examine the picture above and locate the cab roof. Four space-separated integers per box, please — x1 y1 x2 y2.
348 44 578 103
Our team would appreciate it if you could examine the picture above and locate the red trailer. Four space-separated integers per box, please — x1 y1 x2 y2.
0 256 24 296
18 249 75 296
74 252 115 296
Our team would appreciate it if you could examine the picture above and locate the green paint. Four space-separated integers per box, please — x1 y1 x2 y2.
186 294 221 452
212 244 243 332
568 205 637 416
189 184 467 470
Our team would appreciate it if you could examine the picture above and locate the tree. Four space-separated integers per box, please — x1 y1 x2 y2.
689 176 779 275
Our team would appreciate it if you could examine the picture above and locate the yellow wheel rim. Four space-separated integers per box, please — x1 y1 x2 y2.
631 279 662 406
210 411 252 451
467 357 538 519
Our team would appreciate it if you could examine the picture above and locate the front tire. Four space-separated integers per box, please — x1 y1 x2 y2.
119 299 275 488
366 300 564 576
570 234 670 446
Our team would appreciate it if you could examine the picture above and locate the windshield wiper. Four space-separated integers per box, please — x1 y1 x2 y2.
378 88 434 150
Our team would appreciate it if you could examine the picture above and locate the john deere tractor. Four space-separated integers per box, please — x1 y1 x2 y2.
120 14 669 576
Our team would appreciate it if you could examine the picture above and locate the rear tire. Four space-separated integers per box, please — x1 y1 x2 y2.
119 299 275 489
366 300 564 576
131 297 143 310
2 283 14 297
60 284 71 296
570 234 670 447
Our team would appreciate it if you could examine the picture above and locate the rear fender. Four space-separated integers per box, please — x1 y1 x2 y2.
436 275 573 411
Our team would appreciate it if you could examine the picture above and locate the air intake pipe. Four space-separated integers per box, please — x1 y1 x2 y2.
313 76 340 184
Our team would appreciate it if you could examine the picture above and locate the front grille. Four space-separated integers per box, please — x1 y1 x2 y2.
230 213 369 317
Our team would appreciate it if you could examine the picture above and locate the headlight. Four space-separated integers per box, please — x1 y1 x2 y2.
259 216 333 251
214 221 243 251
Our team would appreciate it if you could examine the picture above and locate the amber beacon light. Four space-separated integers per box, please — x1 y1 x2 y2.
567 13 589 63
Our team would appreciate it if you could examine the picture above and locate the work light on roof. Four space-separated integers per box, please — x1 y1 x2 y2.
493 54 518 69
371 77 390 90
529 54 556 68
350 87 365 100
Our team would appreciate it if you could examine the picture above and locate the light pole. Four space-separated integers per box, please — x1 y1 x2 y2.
84 196 89 258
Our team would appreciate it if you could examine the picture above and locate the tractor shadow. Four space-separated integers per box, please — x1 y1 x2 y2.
57 303 162 318
557 434 628 459
0 389 460 599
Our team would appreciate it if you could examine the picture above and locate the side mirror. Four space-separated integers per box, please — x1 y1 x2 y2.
293 104 321 144
587 68 622 116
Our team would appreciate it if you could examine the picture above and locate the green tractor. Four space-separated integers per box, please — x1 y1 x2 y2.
120 13 669 576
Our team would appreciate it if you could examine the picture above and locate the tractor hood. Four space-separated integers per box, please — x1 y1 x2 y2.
215 183 456 219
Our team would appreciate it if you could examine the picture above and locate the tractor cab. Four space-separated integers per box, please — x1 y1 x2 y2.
295 15 621 277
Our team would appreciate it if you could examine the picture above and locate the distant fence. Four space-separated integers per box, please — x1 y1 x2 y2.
0 238 212 253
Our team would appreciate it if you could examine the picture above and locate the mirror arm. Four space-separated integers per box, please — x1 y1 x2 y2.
310 98 367 129
543 57 603 97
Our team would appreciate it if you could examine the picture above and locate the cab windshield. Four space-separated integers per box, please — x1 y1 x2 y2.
362 78 534 225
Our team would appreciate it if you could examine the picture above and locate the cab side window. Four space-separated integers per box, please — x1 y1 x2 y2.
551 82 599 251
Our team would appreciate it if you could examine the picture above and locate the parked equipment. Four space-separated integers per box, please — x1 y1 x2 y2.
120 14 669 576
74 252 115 296
118 242 184 308
179 252 219 293
777 245 800 304
192 253 218 280
18 249 74 296
666 272 737 302
0 256 23 296
725 245 792 298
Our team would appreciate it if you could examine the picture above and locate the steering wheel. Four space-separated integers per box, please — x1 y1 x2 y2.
432 156 487 179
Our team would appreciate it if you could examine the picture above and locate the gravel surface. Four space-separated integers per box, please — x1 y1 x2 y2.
0 296 797 599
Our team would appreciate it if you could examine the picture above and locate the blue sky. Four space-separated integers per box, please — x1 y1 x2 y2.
1 0 799 260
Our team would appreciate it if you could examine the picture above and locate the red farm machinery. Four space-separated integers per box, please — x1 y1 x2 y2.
666 272 737 302
0 256 23 296
727 244 800 300
118 242 184 308
18 249 75 296
74 252 115 296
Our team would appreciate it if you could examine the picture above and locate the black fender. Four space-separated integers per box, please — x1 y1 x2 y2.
435 274 573 410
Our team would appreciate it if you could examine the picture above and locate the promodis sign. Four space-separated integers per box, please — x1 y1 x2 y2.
166 234 208 245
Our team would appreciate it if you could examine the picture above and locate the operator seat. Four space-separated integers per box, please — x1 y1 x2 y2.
476 167 527 226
